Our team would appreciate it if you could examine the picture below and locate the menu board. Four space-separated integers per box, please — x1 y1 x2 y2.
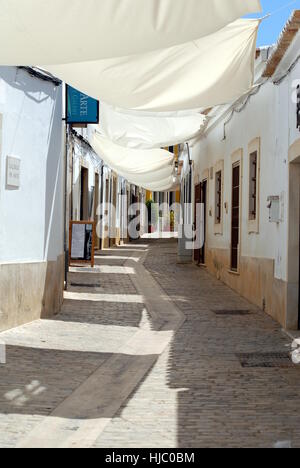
69 221 96 267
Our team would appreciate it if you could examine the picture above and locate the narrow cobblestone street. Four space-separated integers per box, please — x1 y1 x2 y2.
0 239 300 448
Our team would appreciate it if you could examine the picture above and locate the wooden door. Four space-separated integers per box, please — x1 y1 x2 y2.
194 184 201 264
80 167 89 221
231 164 240 271
194 181 207 265
200 180 207 265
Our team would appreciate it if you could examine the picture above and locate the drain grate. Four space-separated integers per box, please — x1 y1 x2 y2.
237 352 293 368
214 309 252 316
70 282 101 288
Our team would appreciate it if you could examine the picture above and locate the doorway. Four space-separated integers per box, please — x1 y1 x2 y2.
287 143 300 330
194 184 201 264
129 190 139 242
200 180 207 265
298 219 300 329
94 173 100 249
231 163 240 271
80 167 89 221
194 180 207 265
110 176 117 247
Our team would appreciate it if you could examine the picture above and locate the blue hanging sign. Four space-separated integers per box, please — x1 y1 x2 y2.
66 85 99 124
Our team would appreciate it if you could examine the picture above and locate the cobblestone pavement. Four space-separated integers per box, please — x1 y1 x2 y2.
0 239 300 448
94 240 300 449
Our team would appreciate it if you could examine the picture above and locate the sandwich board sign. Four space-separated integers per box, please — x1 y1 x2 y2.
69 221 96 268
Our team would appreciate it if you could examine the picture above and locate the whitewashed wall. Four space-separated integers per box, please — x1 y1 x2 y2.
191 54 300 284
0 67 64 264
71 131 102 221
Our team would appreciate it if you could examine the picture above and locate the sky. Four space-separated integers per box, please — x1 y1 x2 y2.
247 0 300 46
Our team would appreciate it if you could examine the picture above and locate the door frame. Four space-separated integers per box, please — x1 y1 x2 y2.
94 172 100 249
194 178 208 265
199 179 208 265
230 149 243 273
80 166 89 221
194 182 201 264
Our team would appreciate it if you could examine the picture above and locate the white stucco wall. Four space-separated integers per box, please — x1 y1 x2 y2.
71 129 102 221
0 67 64 264
192 55 300 283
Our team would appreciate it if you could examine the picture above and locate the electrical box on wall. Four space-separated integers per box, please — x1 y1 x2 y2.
267 196 280 223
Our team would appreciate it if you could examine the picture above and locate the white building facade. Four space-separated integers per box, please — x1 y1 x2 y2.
191 13 300 330
0 67 64 331
69 127 136 249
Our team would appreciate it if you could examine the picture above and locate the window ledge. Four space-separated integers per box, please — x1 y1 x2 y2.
214 225 223 235
248 219 259 234
228 269 240 276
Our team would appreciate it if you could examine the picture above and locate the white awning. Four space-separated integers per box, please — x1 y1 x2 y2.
46 19 260 112
90 132 176 191
0 0 261 65
0 0 262 191
97 103 206 149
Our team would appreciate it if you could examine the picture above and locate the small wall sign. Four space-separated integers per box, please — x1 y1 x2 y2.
6 156 21 189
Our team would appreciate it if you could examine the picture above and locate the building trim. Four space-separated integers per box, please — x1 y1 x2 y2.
263 10 300 79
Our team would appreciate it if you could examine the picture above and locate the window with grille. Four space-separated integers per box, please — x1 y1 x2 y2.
249 151 257 220
215 170 222 224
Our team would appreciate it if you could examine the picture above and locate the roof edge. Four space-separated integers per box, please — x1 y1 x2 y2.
263 10 300 78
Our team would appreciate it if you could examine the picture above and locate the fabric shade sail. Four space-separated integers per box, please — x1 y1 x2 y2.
46 19 260 112
91 132 176 191
0 0 261 65
97 103 206 149
143 176 181 192
0 0 262 192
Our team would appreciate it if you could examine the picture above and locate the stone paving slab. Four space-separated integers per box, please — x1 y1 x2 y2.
0 239 300 448
95 240 300 448
0 246 147 447
0 242 184 448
